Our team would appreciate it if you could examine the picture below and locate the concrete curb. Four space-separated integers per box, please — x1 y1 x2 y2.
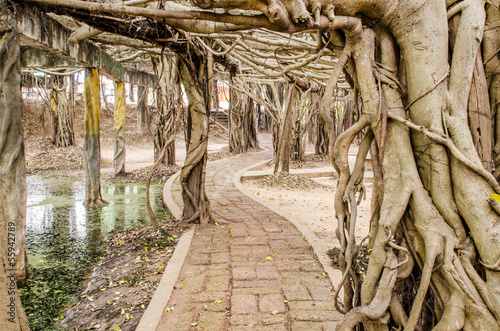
137 172 190 330
163 171 182 219
233 159 342 290
136 227 195 331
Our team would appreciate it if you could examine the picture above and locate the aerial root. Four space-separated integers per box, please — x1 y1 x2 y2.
336 250 399 331
180 182 201 223
146 119 179 229
487 197 500 215
387 239 409 270
401 216 444 311
387 111 500 194
333 191 359 314
405 249 438 331
480 256 500 271
390 295 408 329
461 256 500 321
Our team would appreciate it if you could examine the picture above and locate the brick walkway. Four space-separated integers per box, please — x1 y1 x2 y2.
157 152 342 330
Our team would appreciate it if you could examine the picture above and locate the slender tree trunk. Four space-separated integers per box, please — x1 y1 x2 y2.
50 76 74 148
69 74 76 133
265 84 281 156
228 71 243 154
243 94 259 151
137 85 147 134
290 96 304 161
178 49 212 224
153 53 179 166
315 114 329 155
129 83 135 102
113 81 126 175
275 83 296 173
0 29 30 331
83 68 107 207
212 78 219 111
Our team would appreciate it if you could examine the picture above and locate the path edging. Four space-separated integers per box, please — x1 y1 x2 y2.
137 171 189 330
163 171 182 219
136 227 195 331
233 159 342 290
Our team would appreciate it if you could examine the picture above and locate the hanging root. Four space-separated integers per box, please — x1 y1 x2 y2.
480 257 500 271
180 182 201 223
405 247 439 331
336 249 399 330
146 118 179 229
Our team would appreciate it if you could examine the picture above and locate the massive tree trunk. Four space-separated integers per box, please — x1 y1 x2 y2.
83 68 107 207
177 46 212 224
327 0 500 328
137 85 147 134
113 81 126 175
0 29 30 331
153 53 179 166
487 0 500 178
50 76 74 148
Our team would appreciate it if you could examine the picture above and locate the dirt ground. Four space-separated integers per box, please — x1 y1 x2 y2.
21 98 370 330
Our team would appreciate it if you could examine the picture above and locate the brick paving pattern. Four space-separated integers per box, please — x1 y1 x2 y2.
158 152 342 330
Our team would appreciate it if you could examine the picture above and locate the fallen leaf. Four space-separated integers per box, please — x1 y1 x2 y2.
490 194 500 203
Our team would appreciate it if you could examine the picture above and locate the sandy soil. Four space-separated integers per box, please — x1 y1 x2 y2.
22 99 229 178
242 148 372 251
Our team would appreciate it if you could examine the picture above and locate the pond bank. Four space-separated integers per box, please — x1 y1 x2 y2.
20 176 170 330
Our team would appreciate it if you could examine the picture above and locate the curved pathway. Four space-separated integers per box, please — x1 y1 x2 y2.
157 151 342 330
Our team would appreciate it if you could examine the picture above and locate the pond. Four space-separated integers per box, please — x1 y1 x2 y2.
19 176 168 330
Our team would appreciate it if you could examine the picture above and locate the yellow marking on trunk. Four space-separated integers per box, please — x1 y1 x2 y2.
114 81 126 130
84 67 101 135
50 89 57 115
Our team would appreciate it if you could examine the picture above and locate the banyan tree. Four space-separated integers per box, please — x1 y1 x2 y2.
5 0 500 329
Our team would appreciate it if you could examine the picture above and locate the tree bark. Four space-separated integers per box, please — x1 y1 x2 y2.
137 85 147 134
243 94 259 151
113 81 126 175
228 71 243 154
83 68 107 207
153 53 179 166
275 83 296 173
50 76 74 148
290 93 304 161
315 114 329 155
0 29 30 331
129 83 135 102
178 48 211 224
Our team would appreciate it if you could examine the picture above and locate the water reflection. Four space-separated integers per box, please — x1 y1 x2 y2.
21 175 167 330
